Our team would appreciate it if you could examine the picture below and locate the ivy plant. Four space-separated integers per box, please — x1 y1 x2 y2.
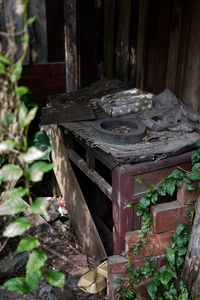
115 138 200 299
0 0 65 295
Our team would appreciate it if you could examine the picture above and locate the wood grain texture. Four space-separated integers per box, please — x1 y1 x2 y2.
43 124 107 260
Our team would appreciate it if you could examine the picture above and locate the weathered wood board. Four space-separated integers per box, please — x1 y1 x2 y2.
43 124 107 260
41 101 95 125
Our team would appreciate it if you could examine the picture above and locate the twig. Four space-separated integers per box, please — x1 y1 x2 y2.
0 237 9 252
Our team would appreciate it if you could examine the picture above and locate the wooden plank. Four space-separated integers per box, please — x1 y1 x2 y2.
104 0 116 79
165 0 183 92
64 0 78 91
43 124 107 260
181 0 200 111
41 101 95 125
28 0 48 63
136 0 149 90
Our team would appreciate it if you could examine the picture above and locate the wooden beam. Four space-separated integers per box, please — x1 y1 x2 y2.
43 124 107 260
64 0 78 91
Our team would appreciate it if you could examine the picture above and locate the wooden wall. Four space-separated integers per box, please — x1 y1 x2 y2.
103 0 200 111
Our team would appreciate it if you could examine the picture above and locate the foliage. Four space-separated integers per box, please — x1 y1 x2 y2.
0 0 65 295
115 139 200 299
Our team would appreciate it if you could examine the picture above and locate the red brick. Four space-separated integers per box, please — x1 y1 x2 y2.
177 181 199 205
125 230 174 259
151 200 191 233
108 255 128 274
19 75 66 90
131 254 167 268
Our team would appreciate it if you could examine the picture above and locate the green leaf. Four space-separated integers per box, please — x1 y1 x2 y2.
176 256 184 269
151 192 158 204
164 178 176 196
176 224 186 235
186 209 194 217
0 140 20 152
176 179 183 188
27 16 36 24
135 176 143 183
0 164 23 182
16 86 29 97
25 106 38 127
19 101 28 127
17 236 40 252
136 209 143 216
187 199 194 205
0 55 12 65
178 247 187 256
186 184 196 191
147 283 157 300
191 150 200 165
21 34 29 42
115 286 121 293
10 62 22 83
160 271 172 285
7 187 28 200
25 269 43 292
153 272 161 286
169 169 185 179
196 138 200 148
1 277 29 294
166 248 175 265
183 177 193 184
45 270 65 291
126 203 132 207
3 217 31 237
192 163 200 173
139 196 150 209
0 62 6 74
114 278 122 284
30 197 49 215
158 185 166 196
150 184 156 191
28 162 53 182
30 130 51 161
0 197 27 215
26 250 47 274
190 174 200 181
20 146 50 163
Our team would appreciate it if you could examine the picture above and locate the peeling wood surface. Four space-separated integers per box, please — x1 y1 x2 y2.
43 124 107 260
61 121 200 163
183 198 200 298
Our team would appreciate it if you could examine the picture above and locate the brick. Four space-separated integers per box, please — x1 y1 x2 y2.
131 254 167 268
21 64 52 77
108 255 128 274
177 181 199 205
19 75 66 90
125 230 174 259
53 63 66 75
151 200 191 233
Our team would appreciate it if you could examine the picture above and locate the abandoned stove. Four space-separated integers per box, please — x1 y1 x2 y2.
43 85 200 256
60 89 200 255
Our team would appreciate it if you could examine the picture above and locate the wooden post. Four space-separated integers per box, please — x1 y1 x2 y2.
43 124 107 260
64 0 78 91
182 198 200 298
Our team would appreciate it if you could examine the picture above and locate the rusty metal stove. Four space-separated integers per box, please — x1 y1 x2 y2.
61 118 199 254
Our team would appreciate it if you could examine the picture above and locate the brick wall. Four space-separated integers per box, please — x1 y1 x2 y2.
19 63 66 105
108 184 199 300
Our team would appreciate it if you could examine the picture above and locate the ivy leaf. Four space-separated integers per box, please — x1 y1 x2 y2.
16 86 29 97
28 162 53 182
166 248 175 265
17 236 40 252
150 184 156 191
190 174 200 181
196 138 200 148
176 256 184 269
192 163 200 173
0 62 6 74
191 150 200 165
139 196 150 209
178 247 187 256
30 130 51 161
176 224 186 235
160 271 172 286
135 176 143 183
10 62 22 83
25 106 38 127
136 209 143 216
3 217 31 237
187 200 194 205
169 169 185 179
0 164 23 182
151 192 158 204
165 179 176 196
114 278 122 284
176 179 183 188
30 197 49 215
19 101 28 127
19 146 50 164
0 140 20 152
153 272 161 286
45 270 65 291
183 177 193 184
0 55 12 65
26 250 47 274
147 283 157 300
126 203 132 208
0 197 27 215
158 185 166 196
115 286 121 293
25 269 43 292
0 277 30 294
186 185 196 191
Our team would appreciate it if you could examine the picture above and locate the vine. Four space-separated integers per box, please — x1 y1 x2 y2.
115 139 200 299
0 1 65 295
